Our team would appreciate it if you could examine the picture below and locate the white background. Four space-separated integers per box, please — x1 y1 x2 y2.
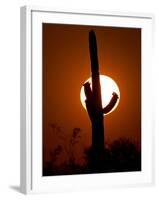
0 0 158 199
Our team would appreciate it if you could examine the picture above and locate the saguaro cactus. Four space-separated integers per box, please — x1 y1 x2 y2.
83 30 119 156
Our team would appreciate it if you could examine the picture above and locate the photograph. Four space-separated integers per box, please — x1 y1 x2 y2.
42 23 141 176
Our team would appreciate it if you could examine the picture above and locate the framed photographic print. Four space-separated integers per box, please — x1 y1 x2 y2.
20 6 154 194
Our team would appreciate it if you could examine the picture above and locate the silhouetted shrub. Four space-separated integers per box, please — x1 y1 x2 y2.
110 138 141 172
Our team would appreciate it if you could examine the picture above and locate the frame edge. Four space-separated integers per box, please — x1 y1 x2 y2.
20 6 32 194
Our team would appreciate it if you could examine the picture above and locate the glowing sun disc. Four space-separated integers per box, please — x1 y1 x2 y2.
80 75 120 115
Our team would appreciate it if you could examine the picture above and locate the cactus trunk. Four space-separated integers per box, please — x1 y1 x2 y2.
89 30 105 153
84 30 105 155
84 30 119 165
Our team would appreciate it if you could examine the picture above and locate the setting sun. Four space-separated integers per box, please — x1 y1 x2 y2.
80 75 120 115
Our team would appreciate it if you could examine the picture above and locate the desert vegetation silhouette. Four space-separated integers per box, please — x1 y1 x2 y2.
43 123 141 175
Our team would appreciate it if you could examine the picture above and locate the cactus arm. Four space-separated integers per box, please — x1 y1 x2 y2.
83 82 92 100
83 82 94 121
103 92 119 114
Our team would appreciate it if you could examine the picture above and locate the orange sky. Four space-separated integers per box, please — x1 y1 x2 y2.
42 23 141 162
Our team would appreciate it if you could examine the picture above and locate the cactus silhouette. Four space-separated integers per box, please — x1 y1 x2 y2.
83 30 119 158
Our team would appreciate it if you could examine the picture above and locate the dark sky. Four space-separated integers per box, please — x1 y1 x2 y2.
42 23 141 162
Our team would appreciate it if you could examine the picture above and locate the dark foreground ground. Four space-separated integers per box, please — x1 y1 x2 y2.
43 136 141 176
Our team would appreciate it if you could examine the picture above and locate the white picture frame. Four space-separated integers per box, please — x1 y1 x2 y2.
20 6 154 194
